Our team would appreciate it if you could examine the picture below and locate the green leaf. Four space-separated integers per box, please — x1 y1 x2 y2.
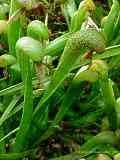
0 127 19 144
0 149 35 159
0 96 21 127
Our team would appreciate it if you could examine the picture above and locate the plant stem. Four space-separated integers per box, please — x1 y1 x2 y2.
7 0 22 56
100 78 117 130
13 53 33 152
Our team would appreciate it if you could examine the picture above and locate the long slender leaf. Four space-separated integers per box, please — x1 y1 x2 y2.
0 79 39 97
0 96 21 127
14 53 33 152
0 127 19 144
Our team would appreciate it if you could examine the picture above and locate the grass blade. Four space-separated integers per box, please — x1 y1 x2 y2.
0 127 19 144
0 96 21 127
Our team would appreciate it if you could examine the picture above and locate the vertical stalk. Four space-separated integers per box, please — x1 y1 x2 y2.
90 60 117 130
14 36 45 151
13 52 33 152
8 0 22 56
100 79 117 130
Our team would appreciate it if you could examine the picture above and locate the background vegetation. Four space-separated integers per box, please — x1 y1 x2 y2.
0 0 120 159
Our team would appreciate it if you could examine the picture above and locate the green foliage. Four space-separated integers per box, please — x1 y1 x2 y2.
1 0 120 159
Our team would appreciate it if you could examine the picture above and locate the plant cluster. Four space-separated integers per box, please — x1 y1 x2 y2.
0 0 120 159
